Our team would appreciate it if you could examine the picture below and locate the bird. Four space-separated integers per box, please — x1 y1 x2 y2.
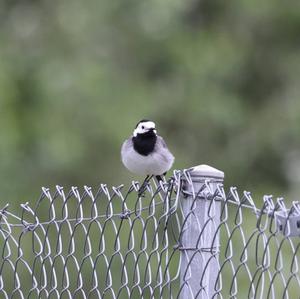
121 119 174 194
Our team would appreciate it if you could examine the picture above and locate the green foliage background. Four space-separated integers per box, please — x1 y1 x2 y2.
1 0 300 297
1 0 300 204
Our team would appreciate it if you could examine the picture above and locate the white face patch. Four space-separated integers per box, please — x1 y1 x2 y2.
133 121 157 137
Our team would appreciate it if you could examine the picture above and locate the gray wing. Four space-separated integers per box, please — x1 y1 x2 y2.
155 135 175 163
121 137 133 159
156 135 169 149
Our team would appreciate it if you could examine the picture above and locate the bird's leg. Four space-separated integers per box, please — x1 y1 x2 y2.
138 175 153 197
153 173 168 201
155 175 163 182
155 172 167 183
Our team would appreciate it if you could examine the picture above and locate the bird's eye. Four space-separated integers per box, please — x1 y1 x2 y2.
141 126 145 129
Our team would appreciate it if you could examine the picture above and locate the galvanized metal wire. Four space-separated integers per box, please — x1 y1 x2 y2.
0 169 299 298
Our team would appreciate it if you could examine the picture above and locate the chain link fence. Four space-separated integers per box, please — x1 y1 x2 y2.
0 165 300 298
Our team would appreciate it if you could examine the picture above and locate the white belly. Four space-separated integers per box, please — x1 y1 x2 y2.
121 146 173 176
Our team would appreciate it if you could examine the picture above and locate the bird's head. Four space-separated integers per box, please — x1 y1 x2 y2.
133 120 157 137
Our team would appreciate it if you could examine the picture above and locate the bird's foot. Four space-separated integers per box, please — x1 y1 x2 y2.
138 188 146 198
137 175 152 197
138 183 148 197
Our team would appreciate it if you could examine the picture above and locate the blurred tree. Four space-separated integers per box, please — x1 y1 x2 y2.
0 0 300 205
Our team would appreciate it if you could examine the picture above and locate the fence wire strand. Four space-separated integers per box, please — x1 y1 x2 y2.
0 170 300 299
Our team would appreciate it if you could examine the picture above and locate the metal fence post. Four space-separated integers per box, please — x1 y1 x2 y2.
180 164 224 299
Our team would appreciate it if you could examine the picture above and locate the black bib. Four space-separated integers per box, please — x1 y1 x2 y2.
132 131 157 156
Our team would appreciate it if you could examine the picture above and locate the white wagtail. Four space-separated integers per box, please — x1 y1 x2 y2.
121 119 174 193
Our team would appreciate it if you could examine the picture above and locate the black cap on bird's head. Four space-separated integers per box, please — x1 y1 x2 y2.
135 119 152 128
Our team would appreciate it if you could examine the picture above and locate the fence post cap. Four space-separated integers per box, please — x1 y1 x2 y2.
189 164 224 180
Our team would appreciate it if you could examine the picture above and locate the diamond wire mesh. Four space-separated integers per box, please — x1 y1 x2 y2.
0 169 299 299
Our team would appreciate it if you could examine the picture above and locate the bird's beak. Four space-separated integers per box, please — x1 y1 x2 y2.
149 128 157 134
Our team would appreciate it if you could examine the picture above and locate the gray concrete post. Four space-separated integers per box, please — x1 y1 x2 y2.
180 164 224 299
